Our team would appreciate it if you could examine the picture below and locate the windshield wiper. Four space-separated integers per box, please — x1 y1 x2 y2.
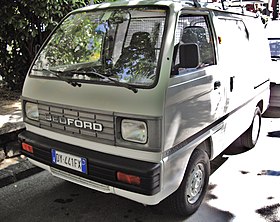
75 70 138 93
36 68 138 92
40 68 82 87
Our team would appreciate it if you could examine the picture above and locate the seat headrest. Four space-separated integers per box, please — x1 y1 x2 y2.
130 32 152 49
181 26 207 44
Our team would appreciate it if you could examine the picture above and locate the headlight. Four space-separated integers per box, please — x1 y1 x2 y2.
25 102 39 121
121 119 147 144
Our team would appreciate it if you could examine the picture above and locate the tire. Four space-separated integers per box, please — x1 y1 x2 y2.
240 106 261 148
169 149 210 217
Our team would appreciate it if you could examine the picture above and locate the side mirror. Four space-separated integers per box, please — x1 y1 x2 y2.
179 43 200 68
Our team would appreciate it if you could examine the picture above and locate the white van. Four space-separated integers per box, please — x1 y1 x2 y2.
264 20 280 116
19 0 271 216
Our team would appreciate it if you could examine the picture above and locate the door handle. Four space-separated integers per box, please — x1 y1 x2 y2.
214 81 221 90
230 76 235 92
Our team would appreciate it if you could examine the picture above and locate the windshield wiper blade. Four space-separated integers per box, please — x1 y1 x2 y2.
75 70 138 93
36 68 138 92
41 68 82 87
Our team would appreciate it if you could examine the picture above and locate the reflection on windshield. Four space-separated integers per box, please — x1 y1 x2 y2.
114 31 156 84
30 7 166 87
42 13 103 68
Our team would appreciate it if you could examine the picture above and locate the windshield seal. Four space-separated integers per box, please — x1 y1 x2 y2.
29 5 169 90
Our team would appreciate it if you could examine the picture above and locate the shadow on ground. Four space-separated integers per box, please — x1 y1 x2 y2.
267 131 280 138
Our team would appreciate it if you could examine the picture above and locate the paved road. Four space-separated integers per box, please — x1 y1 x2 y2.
207 116 280 222
1 117 280 222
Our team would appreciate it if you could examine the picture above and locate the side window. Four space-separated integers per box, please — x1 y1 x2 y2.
172 15 215 75
217 18 249 65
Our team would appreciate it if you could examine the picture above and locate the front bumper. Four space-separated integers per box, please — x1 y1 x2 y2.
18 130 160 196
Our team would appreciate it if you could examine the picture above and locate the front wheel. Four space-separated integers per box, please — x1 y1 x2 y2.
240 106 261 149
169 149 210 217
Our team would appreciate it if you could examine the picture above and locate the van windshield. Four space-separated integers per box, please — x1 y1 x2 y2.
30 7 166 87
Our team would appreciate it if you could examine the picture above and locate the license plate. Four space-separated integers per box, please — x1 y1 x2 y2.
51 149 87 174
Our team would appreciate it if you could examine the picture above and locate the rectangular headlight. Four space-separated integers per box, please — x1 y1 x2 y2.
121 119 147 144
25 102 39 121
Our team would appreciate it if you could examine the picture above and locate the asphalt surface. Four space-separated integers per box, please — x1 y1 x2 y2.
0 156 43 188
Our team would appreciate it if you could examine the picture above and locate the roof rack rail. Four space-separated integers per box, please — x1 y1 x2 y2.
223 0 263 15
174 0 201 7
178 0 230 11
198 0 261 15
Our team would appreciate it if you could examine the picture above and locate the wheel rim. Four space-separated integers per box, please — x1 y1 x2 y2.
186 163 205 204
252 114 260 143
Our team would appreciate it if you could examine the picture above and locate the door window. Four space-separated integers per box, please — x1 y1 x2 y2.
173 15 215 74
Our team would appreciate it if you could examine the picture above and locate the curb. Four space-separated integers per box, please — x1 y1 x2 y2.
0 157 43 188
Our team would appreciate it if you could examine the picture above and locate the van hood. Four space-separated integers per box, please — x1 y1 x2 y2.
22 77 165 117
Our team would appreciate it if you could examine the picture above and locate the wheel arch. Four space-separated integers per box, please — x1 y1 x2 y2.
257 100 263 113
162 137 212 204
167 142 211 216
196 137 212 159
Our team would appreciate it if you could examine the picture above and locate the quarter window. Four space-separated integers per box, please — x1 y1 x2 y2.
217 18 250 64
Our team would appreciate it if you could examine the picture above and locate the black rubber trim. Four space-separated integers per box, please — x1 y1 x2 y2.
18 131 160 195
254 79 269 89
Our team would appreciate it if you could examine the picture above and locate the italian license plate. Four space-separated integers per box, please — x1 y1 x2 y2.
51 149 87 174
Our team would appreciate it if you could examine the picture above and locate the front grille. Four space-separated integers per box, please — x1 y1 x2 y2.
35 102 115 144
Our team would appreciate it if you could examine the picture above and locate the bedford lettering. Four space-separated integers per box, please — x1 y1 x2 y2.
45 114 103 131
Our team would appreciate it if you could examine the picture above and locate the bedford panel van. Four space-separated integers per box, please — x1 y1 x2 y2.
264 20 280 117
19 0 271 216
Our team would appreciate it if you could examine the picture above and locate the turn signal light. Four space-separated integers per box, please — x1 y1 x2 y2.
117 172 141 186
218 36 222 44
22 143 33 154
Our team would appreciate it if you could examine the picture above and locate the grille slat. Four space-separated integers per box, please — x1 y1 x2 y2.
99 121 114 128
79 111 95 119
38 103 115 144
64 114 80 119
101 128 114 134
50 107 63 113
80 130 97 137
96 114 114 122
78 117 95 122
64 109 78 116
38 104 49 111
40 120 51 127
97 133 114 140
65 126 80 133
53 123 65 130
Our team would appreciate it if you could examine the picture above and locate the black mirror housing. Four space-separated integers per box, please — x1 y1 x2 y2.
179 43 200 68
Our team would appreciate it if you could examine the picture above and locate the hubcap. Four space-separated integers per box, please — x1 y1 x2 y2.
186 163 205 204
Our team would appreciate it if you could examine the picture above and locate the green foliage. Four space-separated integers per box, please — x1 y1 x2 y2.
0 0 116 90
